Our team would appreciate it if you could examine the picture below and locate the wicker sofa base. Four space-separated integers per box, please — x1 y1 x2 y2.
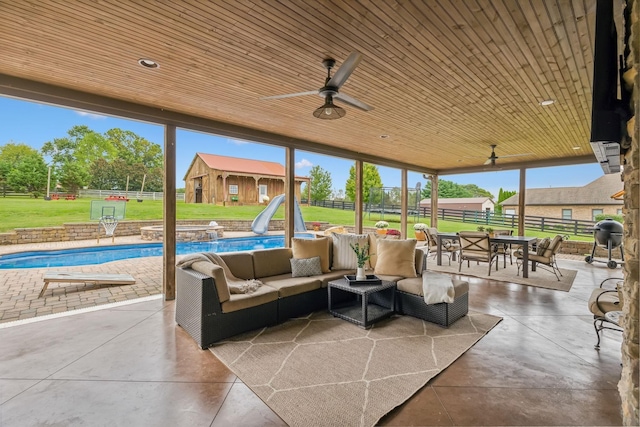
176 268 279 349
395 290 469 327
277 287 328 322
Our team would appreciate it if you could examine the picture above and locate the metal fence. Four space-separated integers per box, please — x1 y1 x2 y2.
309 199 596 237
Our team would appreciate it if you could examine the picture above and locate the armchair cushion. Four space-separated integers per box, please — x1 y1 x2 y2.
536 237 551 255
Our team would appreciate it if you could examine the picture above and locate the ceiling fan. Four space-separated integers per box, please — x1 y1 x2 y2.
483 144 533 166
261 52 374 120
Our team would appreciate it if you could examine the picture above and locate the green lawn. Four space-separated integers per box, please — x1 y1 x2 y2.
0 197 591 241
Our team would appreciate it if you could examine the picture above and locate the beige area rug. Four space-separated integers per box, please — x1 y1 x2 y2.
210 310 501 427
427 260 577 292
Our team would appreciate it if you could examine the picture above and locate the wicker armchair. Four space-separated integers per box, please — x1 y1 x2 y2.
457 231 499 276
515 234 564 280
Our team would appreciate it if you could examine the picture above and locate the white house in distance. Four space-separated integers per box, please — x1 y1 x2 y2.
419 197 495 212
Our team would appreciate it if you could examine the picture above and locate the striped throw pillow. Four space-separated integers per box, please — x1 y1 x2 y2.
331 233 370 270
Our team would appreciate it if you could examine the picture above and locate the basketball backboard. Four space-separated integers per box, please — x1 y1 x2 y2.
90 200 126 220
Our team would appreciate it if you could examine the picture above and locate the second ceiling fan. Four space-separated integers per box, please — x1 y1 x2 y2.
262 52 374 120
483 144 532 166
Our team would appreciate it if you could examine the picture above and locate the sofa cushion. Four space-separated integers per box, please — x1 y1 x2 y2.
260 274 323 298
374 239 418 278
220 252 256 280
368 233 379 269
331 233 370 270
397 276 469 298
220 284 279 313
292 237 331 273
290 256 323 277
253 248 292 278
315 269 355 287
190 261 231 303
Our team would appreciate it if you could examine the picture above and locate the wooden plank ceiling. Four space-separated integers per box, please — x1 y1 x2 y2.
0 0 598 174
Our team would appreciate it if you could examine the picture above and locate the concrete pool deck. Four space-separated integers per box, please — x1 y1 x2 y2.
0 232 587 324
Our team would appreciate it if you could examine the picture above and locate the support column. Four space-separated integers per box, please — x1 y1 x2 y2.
518 168 526 236
355 160 363 234
163 125 176 300
284 147 295 247
222 172 228 206
430 175 438 228
401 168 408 238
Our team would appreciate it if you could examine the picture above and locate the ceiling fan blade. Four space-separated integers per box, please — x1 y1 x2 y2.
261 90 318 100
334 92 374 111
496 153 534 159
483 158 492 165
327 52 362 88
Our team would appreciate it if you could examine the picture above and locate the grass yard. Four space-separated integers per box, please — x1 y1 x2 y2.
0 197 591 241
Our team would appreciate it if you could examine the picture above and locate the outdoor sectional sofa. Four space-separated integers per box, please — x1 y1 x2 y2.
176 234 469 349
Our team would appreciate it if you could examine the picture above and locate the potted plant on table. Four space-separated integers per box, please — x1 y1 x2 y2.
485 227 494 237
350 242 373 280
413 223 427 240
375 220 389 235
311 222 321 232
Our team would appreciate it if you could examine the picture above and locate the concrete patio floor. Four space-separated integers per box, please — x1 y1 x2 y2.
0 235 625 426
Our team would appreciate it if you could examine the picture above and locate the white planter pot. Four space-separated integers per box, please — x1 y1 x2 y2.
356 267 367 280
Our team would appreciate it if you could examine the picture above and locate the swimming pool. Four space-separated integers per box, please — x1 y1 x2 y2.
0 234 314 269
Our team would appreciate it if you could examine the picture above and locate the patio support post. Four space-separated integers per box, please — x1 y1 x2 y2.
284 147 295 247
163 124 176 300
430 175 438 228
401 168 408 238
355 160 363 234
518 168 526 236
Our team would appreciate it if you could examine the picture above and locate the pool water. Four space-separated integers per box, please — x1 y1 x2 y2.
0 234 314 269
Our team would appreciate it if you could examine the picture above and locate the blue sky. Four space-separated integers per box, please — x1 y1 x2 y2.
0 96 605 199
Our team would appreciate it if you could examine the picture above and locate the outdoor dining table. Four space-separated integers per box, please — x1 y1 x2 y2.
436 233 539 278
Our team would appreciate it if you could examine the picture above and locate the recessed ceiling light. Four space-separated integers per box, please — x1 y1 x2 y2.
573 146 581 150
138 58 159 69
539 99 555 106
379 134 389 139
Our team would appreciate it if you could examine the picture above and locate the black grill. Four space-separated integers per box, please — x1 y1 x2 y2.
585 218 624 268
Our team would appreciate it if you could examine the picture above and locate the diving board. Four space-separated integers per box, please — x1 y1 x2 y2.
40 272 136 298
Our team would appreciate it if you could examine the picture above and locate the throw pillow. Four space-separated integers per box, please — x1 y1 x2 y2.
536 237 551 255
290 256 323 277
291 237 331 273
331 233 370 270
374 238 418 278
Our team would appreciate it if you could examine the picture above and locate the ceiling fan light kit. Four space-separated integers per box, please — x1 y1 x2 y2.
313 95 346 119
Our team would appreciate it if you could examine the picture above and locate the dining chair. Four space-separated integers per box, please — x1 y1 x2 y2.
424 227 459 265
515 234 564 280
492 229 513 268
588 277 623 349
457 231 499 276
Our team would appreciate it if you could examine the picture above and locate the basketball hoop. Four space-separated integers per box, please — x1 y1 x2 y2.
98 216 119 243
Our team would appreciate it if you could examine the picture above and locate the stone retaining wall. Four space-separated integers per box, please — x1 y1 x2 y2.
0 219 274 245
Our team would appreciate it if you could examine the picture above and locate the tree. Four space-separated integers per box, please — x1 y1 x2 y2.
495 188 516 214
104 128 163 169
345 163 383 203
421 178 493 199
58 162 90 193
6 152 49 197
0 143 42 195
308 165 332 201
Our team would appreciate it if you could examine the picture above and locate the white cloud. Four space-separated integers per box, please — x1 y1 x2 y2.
295 158 313 169
226 138 249 145
75 111 106 119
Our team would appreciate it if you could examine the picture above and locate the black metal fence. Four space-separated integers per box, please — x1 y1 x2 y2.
307 199 596 237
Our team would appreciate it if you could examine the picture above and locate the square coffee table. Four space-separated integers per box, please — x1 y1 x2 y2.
327 278 396 328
